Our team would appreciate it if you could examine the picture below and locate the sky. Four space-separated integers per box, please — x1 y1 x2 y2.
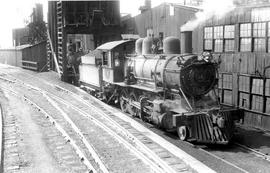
0 0 185 48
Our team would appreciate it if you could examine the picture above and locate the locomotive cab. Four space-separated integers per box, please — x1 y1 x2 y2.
79 40 135 100
96 40 135 83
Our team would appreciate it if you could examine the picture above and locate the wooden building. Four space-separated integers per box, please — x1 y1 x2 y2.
121 3 200 38
47 1 121 81
192 3 270 130
0 41 47 71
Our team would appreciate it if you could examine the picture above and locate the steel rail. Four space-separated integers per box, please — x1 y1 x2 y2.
53 85 179 173
0 86 96 173
0 77 109 173
43 93 109 173
3 69 270 172
182 141 249 173
0 100 3 172
0 76 168 173
234 142 270 162
47 92 167 173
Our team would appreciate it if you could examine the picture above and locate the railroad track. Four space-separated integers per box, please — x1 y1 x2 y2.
53 84 270 172
41 82 270 173
0 74 197 172
0 86 100 173
233 142 270 162
50 85 193 173
2 67 269 172
181 136 270 173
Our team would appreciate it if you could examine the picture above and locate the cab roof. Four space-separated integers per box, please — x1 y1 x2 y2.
96 40 133 51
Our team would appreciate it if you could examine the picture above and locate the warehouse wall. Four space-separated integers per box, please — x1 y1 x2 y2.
22 41 47 71
122 3 199 38
0 49 22 67
192 4 270 130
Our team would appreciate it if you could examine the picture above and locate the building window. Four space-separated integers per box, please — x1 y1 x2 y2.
240 38 252 52
224 25 235 52
253 22 266 37
213 26 223 52
253 22 266 52
254 38 266 52
204 39 213 50
240 23 252 37
240 23 252 51
214 26 223 39
224 25 235 38
204 27 213 39
214 39 223 52
204 27 213 50
251 7 270 22
225 40 235 52
268 22 270 52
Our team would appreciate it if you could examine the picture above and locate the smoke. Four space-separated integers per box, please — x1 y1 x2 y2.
181 0 236 31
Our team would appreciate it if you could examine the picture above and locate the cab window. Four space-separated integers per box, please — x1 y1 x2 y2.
114 52 120 67
102 52 108 66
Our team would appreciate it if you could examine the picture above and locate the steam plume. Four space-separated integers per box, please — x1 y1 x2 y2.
181 0 236 31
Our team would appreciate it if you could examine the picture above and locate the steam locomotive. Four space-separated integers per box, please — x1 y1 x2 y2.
79 31 242 144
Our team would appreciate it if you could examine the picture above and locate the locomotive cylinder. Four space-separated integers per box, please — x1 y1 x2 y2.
180 31 192 54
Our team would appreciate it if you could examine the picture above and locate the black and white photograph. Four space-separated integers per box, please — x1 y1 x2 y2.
0 0 269 172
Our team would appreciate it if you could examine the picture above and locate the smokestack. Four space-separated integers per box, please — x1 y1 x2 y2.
180 31 192 54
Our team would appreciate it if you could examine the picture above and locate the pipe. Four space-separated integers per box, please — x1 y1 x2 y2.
47 29 61 77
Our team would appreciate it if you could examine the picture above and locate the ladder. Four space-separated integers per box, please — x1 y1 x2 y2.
46 39 51 71
57 1 63 73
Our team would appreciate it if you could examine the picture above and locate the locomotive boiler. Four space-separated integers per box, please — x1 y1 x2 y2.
79 31 243 144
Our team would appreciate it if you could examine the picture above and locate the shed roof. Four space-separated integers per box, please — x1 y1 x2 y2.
170 3 201 12
96 40 133 51
15 44 32 50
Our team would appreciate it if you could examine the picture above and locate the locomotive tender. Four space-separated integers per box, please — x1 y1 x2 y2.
79 31 242 144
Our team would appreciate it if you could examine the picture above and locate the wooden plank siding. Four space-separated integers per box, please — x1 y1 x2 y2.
193 5 270 130
0 49 22 67
123 3 199 38
21 41 47 72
